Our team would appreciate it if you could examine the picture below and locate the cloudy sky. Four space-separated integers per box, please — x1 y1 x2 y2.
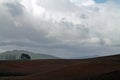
0 0 120 58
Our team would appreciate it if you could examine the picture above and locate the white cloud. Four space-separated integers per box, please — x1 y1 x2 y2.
71 0 95 6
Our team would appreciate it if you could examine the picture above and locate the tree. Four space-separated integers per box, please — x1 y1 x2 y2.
21 53 31 60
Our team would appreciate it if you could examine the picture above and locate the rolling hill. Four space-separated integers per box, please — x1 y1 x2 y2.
0 54 120 80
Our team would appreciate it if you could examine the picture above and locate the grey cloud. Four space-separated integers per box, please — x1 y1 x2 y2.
0 0 120 58
0 22 56 48
0 12 60 50
3 2 24 16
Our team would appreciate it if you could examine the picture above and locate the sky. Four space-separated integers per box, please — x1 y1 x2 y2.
0 0 120 58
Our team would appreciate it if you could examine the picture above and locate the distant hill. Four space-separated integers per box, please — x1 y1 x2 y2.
0 50 59 60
